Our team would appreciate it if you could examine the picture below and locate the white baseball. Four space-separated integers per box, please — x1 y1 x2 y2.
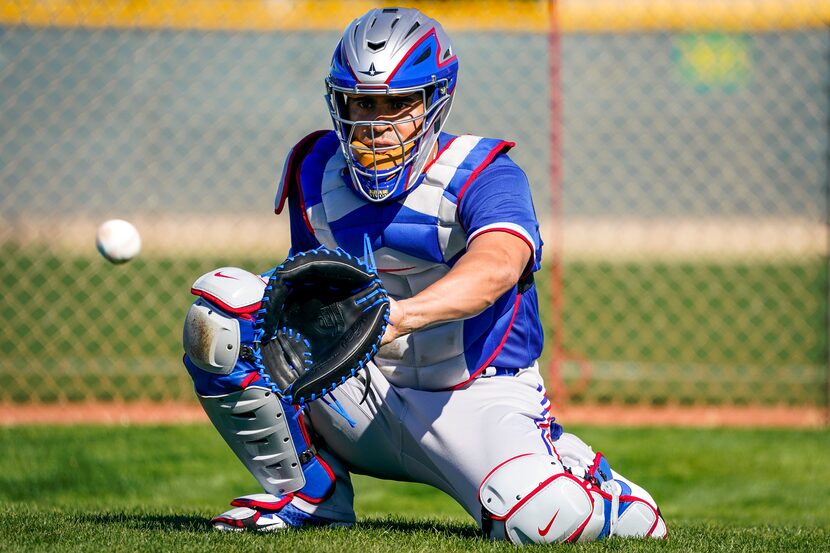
96 219 141 264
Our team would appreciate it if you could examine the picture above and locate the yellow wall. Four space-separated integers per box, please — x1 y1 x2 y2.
2 0 828 32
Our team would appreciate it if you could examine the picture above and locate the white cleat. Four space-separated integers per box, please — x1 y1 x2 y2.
211 506 290 532
210 494 354 532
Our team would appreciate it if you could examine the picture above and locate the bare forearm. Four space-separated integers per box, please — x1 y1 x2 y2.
396 252 516 333
384 232 531 342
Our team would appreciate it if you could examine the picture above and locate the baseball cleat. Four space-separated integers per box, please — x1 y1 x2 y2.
211 506 289 532
211 494 352 532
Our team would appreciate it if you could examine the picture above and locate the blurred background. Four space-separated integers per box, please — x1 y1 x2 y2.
0 0 828 424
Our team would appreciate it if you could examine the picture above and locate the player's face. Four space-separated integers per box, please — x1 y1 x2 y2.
346 92 425 148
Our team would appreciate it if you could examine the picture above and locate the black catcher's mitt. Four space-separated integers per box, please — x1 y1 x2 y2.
255 247 389 405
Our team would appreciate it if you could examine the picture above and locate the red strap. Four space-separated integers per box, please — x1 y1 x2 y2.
456 140 516 202
274 130 330 214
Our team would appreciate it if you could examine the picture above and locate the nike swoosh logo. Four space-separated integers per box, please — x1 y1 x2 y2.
538 509 560 537
214 271 238 280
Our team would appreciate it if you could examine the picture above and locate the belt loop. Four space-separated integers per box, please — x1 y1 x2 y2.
479 366 523 379
481 367 498 378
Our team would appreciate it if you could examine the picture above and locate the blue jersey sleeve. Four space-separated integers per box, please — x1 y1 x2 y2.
457 153 543 272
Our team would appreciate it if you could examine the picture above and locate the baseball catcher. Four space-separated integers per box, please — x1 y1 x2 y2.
183 6 666 543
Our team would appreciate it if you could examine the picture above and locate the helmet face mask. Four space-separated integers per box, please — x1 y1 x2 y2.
326 83 453 201
325 8 459 203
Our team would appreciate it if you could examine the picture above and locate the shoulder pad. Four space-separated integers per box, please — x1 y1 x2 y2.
190 267 267 316
275 130 332 215
453 137 516 201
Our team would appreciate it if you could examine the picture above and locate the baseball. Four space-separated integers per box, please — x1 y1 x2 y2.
96 219 141 264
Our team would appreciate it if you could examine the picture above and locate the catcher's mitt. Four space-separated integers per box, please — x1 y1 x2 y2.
255 247 389 405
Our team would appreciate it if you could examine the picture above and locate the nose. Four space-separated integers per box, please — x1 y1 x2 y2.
363 120 395 141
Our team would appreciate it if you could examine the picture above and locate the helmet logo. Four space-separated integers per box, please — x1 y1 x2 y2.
359 63 385 77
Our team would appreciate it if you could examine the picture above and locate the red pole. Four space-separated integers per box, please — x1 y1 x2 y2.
547 0 566 402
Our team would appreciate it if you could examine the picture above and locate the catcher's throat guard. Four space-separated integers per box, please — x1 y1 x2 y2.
256 246 389 406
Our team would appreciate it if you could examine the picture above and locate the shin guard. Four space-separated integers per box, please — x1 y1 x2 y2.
185 266 334 501
199 386 305 495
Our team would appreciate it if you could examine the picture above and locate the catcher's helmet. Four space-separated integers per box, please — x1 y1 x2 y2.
326 7 459 203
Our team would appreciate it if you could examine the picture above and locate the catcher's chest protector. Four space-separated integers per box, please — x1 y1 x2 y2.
296 132 515 390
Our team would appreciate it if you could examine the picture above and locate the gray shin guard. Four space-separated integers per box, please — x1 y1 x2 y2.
198 386 305 495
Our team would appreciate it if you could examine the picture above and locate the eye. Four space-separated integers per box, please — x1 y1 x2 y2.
354 98 374 110
393 95 420 111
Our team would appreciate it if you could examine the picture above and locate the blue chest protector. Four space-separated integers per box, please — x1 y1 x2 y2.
276 131 544 390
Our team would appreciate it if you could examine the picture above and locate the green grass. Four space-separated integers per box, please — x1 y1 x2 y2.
555 260 827 406
0 245 827 405
0 424 828 551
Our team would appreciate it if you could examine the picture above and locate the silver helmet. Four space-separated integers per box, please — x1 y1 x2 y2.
326 7 459 203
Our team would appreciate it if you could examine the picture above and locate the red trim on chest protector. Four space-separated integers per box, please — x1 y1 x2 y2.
295 171 314 236
456 140 515 202
448 292 523 390
274 130 330 215
421 135 460 174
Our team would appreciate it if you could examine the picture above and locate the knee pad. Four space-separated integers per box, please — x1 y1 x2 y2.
479 453 595 544
183 267 266 375
182 266 268 395
553 433 667 540
479 453 666 544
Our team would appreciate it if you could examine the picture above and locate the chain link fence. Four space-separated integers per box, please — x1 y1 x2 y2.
0 1 828 420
